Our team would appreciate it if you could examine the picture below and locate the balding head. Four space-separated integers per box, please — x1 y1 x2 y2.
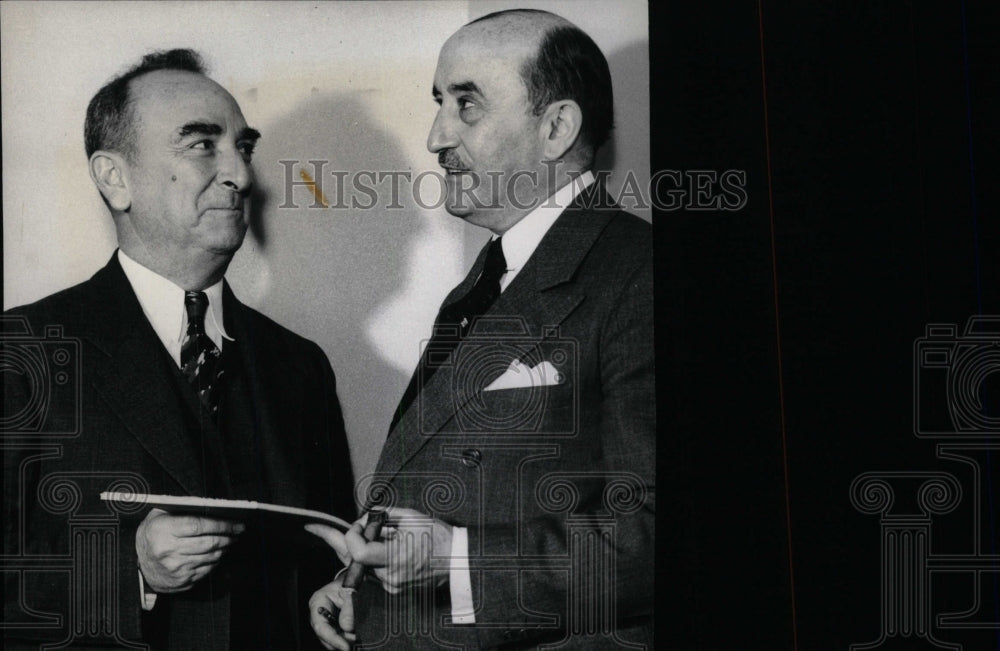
463 8 571 46
428 9 612 232
85 50 259 289
462 9 614 162
85 48 207 161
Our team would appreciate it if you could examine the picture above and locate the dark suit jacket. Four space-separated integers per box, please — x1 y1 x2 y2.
357 191 655 649
2 255 355 650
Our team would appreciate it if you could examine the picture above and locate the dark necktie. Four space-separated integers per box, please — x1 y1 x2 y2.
390 237 507 431
180 291 224 416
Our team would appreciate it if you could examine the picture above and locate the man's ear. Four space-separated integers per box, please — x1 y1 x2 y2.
539 100 583 160
89 151 132 212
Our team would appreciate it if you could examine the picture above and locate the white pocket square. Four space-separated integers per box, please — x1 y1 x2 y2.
483 360 563 392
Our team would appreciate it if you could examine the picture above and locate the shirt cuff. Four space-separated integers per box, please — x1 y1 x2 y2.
449 526 475 624
138 570 157 611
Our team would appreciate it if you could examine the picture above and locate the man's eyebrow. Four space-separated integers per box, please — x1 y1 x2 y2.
431 82 484 99
176 121 223 138
448 81 482 96
238 127 261 142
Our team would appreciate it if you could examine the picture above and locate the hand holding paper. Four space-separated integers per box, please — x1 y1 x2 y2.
135 508 244 594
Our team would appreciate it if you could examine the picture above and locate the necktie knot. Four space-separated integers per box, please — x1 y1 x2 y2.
184 291 209 336
483 237 507 281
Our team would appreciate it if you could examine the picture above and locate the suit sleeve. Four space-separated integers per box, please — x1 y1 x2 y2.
1 328 143 646
465 258 656 648
300 341 356 589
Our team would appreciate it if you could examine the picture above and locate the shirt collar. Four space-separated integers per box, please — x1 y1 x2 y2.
117 249 233 346
498 170 595 275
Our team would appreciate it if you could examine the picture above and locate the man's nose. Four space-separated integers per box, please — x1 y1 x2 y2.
217 147 252 193
427 110 458 154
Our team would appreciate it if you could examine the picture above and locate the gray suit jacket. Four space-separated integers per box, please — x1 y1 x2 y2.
357 189 655 649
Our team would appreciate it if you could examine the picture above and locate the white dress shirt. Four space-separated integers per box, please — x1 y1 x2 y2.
449 171 595 623
117 249 233 609
118 250 232 362
496 170 596 291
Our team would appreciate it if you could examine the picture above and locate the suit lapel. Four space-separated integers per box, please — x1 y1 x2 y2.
223 286 304 507
87 257 300 503
442 241 491 311
85 256 206 496
378 194 617 478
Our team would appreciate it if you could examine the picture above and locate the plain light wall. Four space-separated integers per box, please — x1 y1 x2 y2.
1 0 649 487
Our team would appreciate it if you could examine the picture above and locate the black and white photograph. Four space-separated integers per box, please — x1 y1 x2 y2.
3 2 652 649
3 1 997 649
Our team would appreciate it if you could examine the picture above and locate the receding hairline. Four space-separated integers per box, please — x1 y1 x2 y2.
453 9 614 159
127 68 232 103
440 14 557 83
85 49 210 159
465 8 574 40
125 69 246 126
448 10 574 61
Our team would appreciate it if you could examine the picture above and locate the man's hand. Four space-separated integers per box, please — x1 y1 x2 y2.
344 507 453 594
136 508 244 594
309 575 356 651
304 523 352 568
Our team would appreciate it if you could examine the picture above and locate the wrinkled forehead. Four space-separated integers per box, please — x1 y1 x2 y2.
444 22 540 60
129 70 247 135
435 25 537 88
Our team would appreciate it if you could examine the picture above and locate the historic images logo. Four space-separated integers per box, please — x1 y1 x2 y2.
277 160 748 213
850 317 1000 650
1 315 148 647
1 317 81 439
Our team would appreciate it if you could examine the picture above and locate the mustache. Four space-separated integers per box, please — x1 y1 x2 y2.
438 150 468 171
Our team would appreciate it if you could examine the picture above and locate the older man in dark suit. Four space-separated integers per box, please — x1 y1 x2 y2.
309 9 653 650
2 49 354 649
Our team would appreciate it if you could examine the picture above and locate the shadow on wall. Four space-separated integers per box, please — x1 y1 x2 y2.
227 33 649 491
230 91 422 490
597 38 651 223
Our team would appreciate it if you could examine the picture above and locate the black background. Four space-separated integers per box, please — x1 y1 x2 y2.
653 1 999 648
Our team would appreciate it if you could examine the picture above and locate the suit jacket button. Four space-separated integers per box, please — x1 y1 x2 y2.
461 449 481 467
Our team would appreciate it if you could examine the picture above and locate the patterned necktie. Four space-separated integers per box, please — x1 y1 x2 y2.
180 291 224 416
390 237 507 431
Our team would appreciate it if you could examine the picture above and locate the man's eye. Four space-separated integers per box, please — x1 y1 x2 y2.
237 142 256 158
191 140 215 151
458 98 475 110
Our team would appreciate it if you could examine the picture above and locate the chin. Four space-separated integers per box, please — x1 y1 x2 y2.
444 202 472 218
460 211 511 234
206 226 249 255
445 206 493 230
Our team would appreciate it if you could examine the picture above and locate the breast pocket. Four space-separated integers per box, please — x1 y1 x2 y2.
446 381 578 437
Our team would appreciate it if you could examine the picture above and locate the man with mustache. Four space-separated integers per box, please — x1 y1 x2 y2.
3 49 354 649
309 9 653 650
